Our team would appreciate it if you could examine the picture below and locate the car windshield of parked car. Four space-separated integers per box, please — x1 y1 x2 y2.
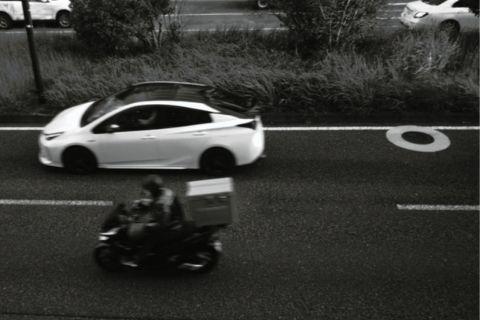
422 0 448 5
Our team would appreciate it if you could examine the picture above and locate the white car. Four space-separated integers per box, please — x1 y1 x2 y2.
0 0 71 29
400 0 479 34
39 82 265 175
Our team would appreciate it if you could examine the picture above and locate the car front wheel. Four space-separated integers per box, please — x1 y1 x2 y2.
439 20 460 39
256 0 269 9
200 148 235 176
0 13 12 29
56 11 71 28
62 147 97 174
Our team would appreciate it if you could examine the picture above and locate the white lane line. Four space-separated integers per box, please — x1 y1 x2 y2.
264 126 480 131
1 126 479 131
397 204 480 211
0 199 113 206
0 127 44 131
387 2 407 5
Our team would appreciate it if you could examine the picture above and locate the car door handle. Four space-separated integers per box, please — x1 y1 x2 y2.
141 135 155 140
193 131 206 136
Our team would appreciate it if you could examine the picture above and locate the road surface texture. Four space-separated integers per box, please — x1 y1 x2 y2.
0 127 477 319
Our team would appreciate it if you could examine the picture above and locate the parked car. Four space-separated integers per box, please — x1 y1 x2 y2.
39 82 265 175
400 0 479 35
0 0 71 29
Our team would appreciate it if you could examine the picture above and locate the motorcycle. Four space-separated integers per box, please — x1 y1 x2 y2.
93 204 224 273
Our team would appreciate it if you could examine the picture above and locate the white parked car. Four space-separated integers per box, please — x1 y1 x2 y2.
39 82 265 175
0 0 71 29
400 0 479 34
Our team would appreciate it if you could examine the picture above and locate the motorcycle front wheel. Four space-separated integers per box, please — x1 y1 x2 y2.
176 246 220 274
94 244 123 272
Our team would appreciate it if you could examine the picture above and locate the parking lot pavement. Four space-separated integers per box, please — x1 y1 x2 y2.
0 127 477 319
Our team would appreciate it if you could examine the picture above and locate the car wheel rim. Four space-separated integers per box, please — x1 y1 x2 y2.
58 14 70 27
0 18 8 29
257 1 268 9
72 157 92 173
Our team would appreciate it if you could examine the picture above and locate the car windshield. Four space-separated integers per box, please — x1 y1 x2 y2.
422 0 447 5
80 86 160 126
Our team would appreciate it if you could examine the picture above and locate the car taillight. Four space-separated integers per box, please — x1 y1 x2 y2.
237 120 256 130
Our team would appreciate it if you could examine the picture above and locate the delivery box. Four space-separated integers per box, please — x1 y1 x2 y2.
184 178 237 227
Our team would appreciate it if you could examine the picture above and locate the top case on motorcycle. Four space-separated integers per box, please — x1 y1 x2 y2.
185 178 237 227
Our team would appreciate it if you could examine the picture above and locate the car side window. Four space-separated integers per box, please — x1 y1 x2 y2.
453 0 478 11
163 107 212 128
93 106 162 134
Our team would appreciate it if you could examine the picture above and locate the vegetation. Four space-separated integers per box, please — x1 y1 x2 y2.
0 28 477 118
70 0 172 53
272 0 386 55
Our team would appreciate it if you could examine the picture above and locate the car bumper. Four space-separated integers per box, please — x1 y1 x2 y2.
38 135 62 167
399 15 430 30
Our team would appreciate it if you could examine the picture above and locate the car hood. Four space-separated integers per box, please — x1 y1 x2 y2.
43 102 93 134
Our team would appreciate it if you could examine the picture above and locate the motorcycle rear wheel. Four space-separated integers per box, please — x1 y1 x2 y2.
177 246 220 274
94 244 123 272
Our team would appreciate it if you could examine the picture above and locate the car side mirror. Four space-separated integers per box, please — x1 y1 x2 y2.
105 123 120 133
40 0 50 3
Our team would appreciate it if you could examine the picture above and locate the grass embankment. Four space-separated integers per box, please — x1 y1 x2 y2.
0 30 478 118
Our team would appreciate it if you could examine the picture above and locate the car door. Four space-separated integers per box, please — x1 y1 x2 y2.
451 0 479 31
0 0 22 20
29 0 54 20
149 106 213 168
89 106 165 168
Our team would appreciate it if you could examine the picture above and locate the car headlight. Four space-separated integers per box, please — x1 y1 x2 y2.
414 12 428 18
44 132 65 141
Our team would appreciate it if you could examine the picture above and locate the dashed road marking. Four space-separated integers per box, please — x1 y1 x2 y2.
0 199 113 206
397 204 480 211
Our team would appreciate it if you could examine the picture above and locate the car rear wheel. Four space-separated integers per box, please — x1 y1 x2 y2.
0 13 12 29
56 11 71 28
62 147 97 174
200 148 235 176
439 20 459 39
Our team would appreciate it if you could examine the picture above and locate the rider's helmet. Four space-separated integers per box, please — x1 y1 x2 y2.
141 175 164 199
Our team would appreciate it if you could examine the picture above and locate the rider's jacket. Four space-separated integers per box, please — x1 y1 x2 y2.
133 187 182 230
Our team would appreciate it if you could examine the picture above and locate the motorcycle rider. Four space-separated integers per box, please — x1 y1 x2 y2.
122 175 184 267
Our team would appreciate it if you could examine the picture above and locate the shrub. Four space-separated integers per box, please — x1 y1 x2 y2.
272 0 386 55
389 31 460 80
70 0 171 53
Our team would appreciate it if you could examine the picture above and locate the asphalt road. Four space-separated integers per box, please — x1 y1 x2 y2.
0 0 408 33
0 127 478 319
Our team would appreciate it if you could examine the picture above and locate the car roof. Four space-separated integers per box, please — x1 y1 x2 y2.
126 82 215 105
123 81 252 118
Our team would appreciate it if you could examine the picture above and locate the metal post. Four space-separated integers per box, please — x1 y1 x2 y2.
21 0 45 103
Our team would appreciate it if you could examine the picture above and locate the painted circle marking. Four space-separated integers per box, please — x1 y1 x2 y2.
386 125 451 152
